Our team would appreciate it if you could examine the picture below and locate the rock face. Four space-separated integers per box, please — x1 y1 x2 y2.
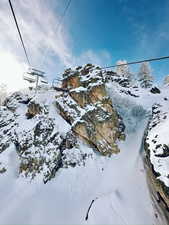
26 101 42 118
0 64 126 183
150 87 161 94
3 92 31 111
0 91 77 183
144 102 169 215
0 107 16 153
55 64 125 155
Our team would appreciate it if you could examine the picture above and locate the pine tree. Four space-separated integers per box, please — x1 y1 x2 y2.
163 75 169 86
138 62 153 88
116 60 133 81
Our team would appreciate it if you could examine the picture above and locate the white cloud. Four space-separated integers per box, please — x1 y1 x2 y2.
0 0 113 91
0 0 74 91
0 52 28 92
0 0 72 67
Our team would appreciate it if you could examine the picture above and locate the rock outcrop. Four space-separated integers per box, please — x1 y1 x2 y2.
0 64 126 183
55 64 125 155
26 101 42 118
0 106 16 153
150 87 161 94
0 91 78 183
144 102 169 217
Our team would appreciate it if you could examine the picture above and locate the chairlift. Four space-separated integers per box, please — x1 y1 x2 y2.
23 67 45 84
23 72 36 83
27 67 45 77
40 78 48 84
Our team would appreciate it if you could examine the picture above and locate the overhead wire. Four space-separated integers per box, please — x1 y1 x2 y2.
100 55 169 70
8 0 169 74
57 0 72 31
40 0 72 69
8 0 169 89
8 0 31 67
8 0 72 72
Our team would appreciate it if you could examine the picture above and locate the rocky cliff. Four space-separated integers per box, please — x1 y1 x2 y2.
0 64 126 183
0 91 74 183
56 64 125 155
144 99 169 219
1 63 169 224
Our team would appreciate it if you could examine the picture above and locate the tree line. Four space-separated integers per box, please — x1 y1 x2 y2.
115 60 154 88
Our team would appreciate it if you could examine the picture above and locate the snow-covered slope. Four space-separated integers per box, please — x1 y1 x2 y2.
0 66 169 225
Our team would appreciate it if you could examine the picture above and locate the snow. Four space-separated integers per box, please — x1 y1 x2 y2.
70 87 87 93
107 80 169 188
0 144 19 178
146 99 169 187
0 115 159 225
0 80 169 224
80 68 101 82
88 124 154 225
18 90 70 135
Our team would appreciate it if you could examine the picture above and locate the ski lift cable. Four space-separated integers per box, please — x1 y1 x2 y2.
8 0 46 86
57 0 72 31
100 55 169 70
40 0 72 68
8 0 31 67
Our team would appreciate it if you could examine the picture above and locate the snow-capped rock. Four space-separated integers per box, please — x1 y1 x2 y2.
0 90 76 183
56 64 125 155
144 98 169 213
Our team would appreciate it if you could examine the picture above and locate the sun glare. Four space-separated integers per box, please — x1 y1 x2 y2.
0 52 29 93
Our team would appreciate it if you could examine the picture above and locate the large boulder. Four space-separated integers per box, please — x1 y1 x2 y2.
56 64 125 155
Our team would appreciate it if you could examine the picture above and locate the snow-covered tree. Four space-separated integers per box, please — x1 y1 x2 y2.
0 83 7 105
137 62 153 88
116 60 133 81
163 75 169 86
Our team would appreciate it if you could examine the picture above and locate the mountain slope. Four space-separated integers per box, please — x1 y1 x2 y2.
0 65 169 224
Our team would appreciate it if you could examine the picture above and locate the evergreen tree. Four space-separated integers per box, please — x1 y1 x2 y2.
138 62 153 88
116 60 133 81
163 75 169 86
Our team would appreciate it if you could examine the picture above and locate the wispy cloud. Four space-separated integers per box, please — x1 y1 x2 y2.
0 0 112 91
0 0 72 68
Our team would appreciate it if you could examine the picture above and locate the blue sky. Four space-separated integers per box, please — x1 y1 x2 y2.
65 0 169 82
1 0 169 91
67 0 169 57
